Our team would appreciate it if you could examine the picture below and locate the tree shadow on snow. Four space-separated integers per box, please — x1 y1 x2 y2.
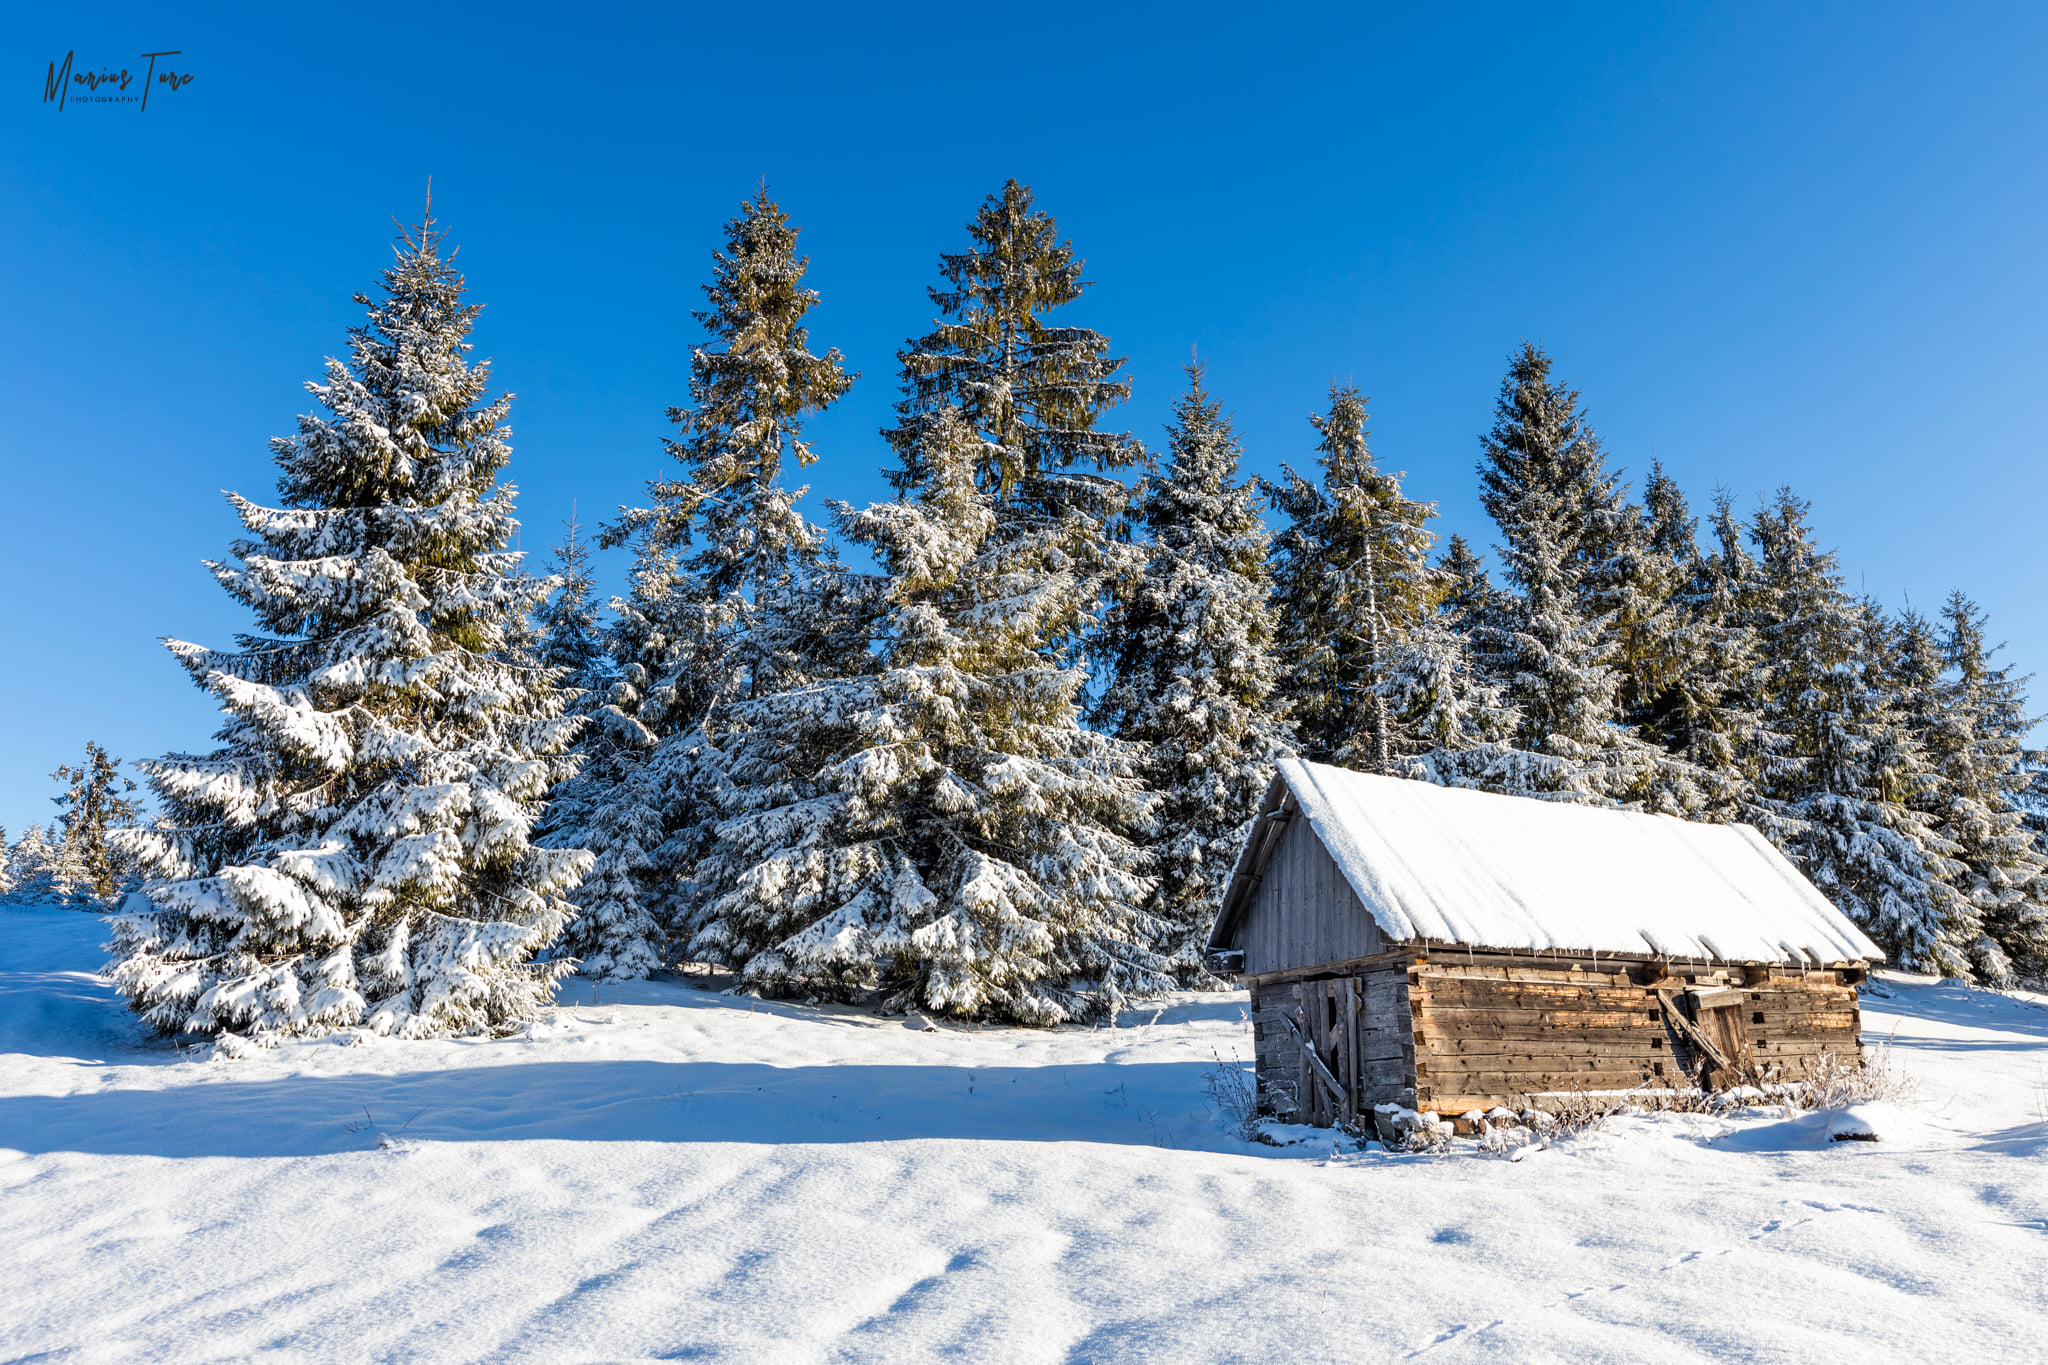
0 1057 1230 1160
1863 978 2048 1040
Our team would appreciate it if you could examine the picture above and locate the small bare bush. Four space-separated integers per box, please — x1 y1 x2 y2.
1801 1040 1914 1109
1202 1050 1264 1142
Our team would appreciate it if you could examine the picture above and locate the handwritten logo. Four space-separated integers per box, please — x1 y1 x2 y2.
43 51 192 111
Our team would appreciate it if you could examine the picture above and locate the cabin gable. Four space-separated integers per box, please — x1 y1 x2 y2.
1228 811 1386 977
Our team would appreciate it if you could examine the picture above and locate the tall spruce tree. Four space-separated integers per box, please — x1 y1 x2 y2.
1094 363 1291 979
887 180 1142 684
1747 491 1967 973
50 741 141 903
1468 345 1708 812
890 179 1140 506
1926 593 2048 979
1266 385 1437 769
599 188 863 965
684 405 1159 1022
106 209 589 1044
608 186 858 709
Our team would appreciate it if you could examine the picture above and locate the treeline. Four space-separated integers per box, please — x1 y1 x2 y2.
72 181 2047 1047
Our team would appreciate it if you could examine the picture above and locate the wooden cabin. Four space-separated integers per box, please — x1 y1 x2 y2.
1205 760 1881 1129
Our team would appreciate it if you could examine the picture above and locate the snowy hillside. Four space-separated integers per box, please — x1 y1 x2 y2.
2 902 2044 1363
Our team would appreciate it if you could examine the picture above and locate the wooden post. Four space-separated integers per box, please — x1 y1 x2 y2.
1342 976 1360 1123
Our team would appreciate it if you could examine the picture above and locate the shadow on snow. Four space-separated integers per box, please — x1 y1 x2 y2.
0 1057 1228 1159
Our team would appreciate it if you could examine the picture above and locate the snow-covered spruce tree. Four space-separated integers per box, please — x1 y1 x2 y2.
1462 345 1709 812
0 827 10 898
1922 593 2048 980
1654 489 1766 801
1438 534 1509 640
687 405 1160 1023
106 212 589 1044
2 825 72 905
600 188 865 962
1603 461 1691 733
886 180 1142 665
533 509 611 692
608 186 859 708
1401 533 1523 753
1746 490 1967 974
1093 363 1291 980
1265 385 1437 770
50 741 142 904
890 179 1141 515
527 512 669 979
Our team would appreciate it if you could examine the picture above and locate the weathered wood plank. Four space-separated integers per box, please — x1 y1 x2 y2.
1416 1008 1667 1031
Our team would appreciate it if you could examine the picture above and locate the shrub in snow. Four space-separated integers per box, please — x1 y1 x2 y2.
107 210 588 1043
1200 1049 1264 1142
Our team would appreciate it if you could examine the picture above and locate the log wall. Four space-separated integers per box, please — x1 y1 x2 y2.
1248 949 1866 1124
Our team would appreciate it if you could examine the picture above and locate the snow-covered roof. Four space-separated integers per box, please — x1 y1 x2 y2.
1214 759 1883 966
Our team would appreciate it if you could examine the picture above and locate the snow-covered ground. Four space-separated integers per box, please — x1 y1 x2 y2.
3 904 2044 1363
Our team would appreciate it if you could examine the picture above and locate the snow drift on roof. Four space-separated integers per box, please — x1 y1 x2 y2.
1271 758 1883 965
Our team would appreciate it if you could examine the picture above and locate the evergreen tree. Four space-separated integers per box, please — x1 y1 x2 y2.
1 825 71 905
889 179 1140 509
887 180 1142 686
1477 346 1623 757
1602 461 1690 732
50 741 141 903
533 508 610 690
1657 489 1766 800
1093 363 1291 979
1438 534 1508 638
1925 593 2048 980
1265 385 1437 769
1748 491 1967 973
106 209 589 1044
685 405 1159 1023
1469 345 1707 812
600 188 864 965
608 186 858 709
528 510 668 980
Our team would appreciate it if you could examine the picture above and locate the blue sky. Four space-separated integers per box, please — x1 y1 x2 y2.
4 2 2045 835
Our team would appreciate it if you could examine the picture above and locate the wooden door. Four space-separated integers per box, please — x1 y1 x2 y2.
1660 986 1752 1085
1289 978 1362 1127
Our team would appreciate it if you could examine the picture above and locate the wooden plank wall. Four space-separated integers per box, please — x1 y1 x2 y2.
1252 953 1865 1124
1236 816 1384 977
1410 956 1864 1113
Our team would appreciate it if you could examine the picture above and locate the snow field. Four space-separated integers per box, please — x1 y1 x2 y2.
3 904 2045 1363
